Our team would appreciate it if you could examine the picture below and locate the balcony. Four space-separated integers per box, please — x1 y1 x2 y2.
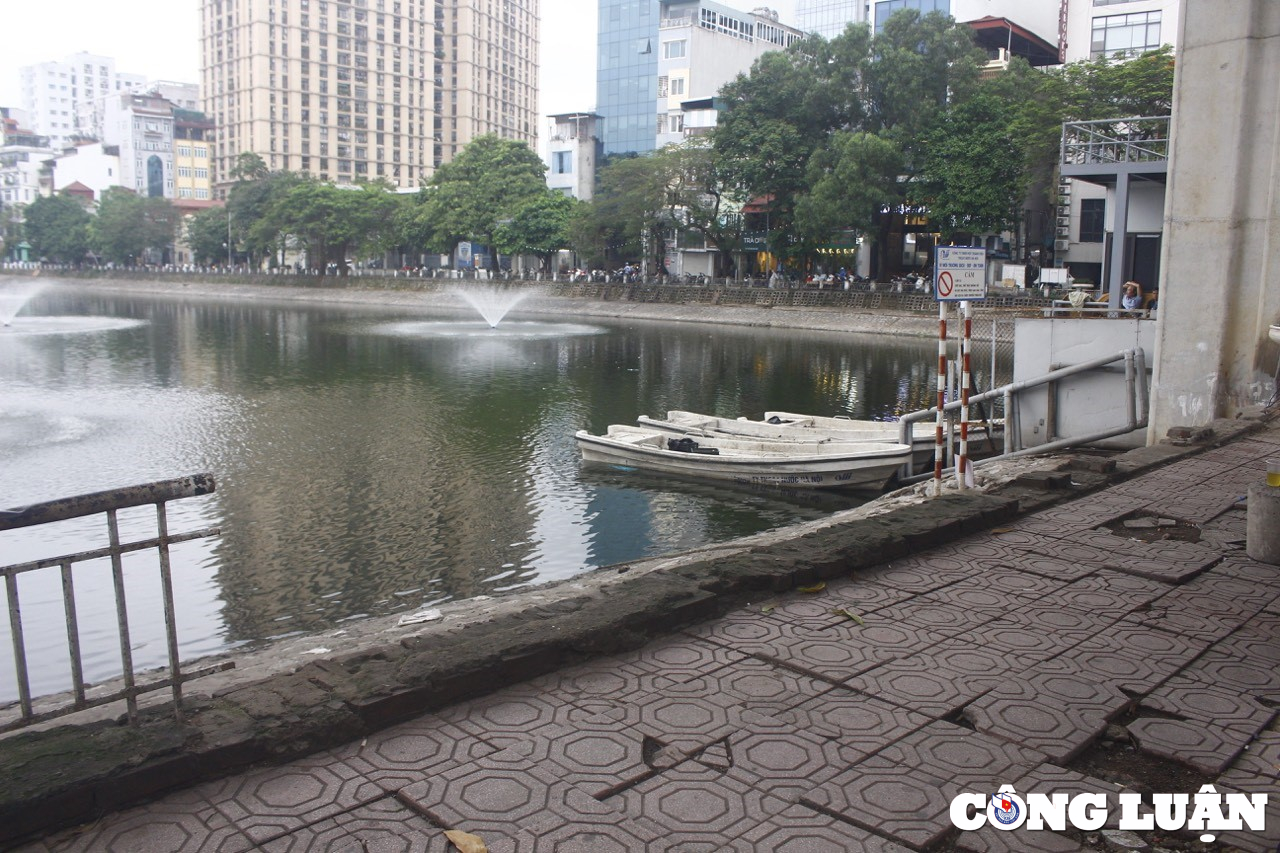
1060 116 1170 185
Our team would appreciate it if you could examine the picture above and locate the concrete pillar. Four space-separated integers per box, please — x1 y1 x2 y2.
1247 484 1280 565
1148 2 1280 439
1107 172 1132 310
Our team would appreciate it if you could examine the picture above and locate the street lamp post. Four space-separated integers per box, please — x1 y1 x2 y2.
226 206 233 268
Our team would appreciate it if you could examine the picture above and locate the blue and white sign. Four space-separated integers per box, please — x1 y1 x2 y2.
934 246 988 302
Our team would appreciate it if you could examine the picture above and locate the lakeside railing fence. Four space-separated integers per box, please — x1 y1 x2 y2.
0 475 231 732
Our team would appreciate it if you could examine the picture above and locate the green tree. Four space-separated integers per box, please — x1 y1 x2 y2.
184 206 232 265
795 131 903 250
401 135 548 271
493 190 579 272
91 189 177 264
227 169 305 268
657 140 746 278
919 85 1029 239
589 153 673 274
268 180 399 274
22 194 90 263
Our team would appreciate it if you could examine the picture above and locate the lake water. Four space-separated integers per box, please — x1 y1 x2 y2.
0 282 1006 701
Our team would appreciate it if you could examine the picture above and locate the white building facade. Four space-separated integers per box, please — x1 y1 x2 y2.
20 52 147 149
545 112 601 201
50 142 123 201
103 92 177 198
1056 0 1179 290
655 3 803 148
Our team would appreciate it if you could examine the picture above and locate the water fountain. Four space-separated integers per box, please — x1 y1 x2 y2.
0 279 45 327
0 278 145 336
453 286 531 328
365 285 603 340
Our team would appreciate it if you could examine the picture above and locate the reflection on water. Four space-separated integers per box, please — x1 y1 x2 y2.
0 283 1008 701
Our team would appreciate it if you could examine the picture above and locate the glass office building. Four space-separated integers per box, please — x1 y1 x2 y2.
796 0 868 39
597 0 660 155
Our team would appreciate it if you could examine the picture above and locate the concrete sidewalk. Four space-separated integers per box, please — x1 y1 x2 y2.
11 420 1280 852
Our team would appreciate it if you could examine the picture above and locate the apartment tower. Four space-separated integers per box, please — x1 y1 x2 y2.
200 0 537 193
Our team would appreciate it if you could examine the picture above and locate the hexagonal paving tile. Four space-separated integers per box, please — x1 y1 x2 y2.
599 689 742 756
954 824 1086 853
1006 553 1098 582
860 558 971 593
964 685 1109 764
777 689 931 761
801 756 954 850
605 760 780 848
397 749 582 841
257 796 438 853
754 619 951 684
722 726 859 801
537 719 657 798
33 791 254 853
1186 647 1280 694
1127 716 1250 775
877 721 1045 791
1141 673 1277 736
336 716 495 793
661 656 834 718
613 634 749 679
206 753 385 844
728 803 911 852
1211 783 1280 853
1131 604 1246 642
875 598 1004 637
824 576 921 613
845 651 1004 718
950 618 1078 664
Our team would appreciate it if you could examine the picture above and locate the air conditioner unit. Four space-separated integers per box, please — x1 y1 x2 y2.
1056 226 1070 237
1055 239 1070 252
1057 217 1069 227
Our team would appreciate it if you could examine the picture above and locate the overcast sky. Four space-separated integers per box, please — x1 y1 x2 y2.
0 1 800 123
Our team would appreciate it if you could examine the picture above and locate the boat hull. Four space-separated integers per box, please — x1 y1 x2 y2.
575 427 912 490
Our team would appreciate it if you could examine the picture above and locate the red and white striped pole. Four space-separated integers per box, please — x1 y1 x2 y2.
958 300 972 489
934 300 948 494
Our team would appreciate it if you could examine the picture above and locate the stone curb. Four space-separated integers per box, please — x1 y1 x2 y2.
0 409 1267 841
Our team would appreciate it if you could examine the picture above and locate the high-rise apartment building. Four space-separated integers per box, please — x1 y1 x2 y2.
19 52 147 150
200 0 538 193
796 0 869 38
596 0 802 157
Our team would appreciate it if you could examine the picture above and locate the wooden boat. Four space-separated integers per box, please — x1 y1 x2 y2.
574 424 912 490
636 410 1001 474
763 411 1002 471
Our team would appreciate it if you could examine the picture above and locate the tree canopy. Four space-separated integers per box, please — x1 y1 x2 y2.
399 135 550 271
23 194 91 263
91 189 176 264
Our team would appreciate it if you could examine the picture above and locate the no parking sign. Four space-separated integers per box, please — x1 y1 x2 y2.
934 247 987 302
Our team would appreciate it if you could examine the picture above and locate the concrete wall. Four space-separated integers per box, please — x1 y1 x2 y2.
1148 1 1280 437
1014 317 1156 449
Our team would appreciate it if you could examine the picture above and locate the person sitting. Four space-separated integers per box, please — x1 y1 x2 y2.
1121 281 1144 313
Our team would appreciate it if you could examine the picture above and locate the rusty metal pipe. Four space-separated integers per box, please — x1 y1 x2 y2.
0 474 216 532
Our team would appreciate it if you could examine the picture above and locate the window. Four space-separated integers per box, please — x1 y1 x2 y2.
1079 198 1105 243
552 151 571 174
1091 11 1161 58
663 40 686 59
670 77 685 97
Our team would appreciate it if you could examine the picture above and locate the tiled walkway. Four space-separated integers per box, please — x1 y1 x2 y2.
18 428 1280 852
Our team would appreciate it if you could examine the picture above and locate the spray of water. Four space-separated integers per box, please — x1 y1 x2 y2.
0 279 46 327
452 287 532 328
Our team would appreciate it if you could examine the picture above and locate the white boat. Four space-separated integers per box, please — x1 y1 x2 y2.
762 410 1003 472
574 424 912 490
635 410 1001 474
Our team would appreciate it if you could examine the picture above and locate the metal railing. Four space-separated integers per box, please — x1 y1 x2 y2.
1060 116 1171 166
897 348 1148 483
0 475 231 732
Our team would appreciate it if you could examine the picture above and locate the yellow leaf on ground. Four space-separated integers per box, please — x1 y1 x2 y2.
796 582 826 594
444 830 489 853
833 608 865 625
